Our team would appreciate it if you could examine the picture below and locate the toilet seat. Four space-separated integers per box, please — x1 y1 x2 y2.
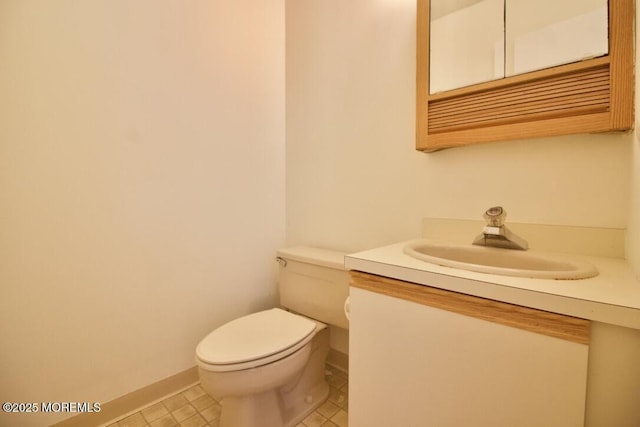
196 308 317 372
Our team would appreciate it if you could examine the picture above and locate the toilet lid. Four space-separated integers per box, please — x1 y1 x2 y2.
196 308 316 367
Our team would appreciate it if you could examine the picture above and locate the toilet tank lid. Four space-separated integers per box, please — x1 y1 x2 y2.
277 246 346 270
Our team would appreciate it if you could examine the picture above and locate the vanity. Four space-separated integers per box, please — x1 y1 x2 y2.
345 220 640 426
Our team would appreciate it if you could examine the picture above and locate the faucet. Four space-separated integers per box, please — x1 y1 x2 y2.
472 206 528 250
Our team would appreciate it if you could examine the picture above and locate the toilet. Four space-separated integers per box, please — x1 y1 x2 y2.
196 247 349 427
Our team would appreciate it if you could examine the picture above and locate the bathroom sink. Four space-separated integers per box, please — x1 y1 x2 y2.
403 240 598 280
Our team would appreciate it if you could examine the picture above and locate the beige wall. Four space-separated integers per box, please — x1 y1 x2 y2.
286 0 633 257
628 3 640 279
0 1 284 425
1 1 637 425
631 133 640 278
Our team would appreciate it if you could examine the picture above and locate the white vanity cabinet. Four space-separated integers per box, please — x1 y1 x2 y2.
348 272 590 427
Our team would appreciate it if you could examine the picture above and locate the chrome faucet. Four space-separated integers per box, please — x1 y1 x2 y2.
472 206 528 250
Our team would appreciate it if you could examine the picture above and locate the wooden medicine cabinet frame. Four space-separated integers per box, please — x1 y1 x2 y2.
416 0 634 152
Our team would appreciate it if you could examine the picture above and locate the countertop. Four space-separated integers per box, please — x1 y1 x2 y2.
345 240 640 330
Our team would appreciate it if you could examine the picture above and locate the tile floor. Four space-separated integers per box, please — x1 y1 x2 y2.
108 366 348 427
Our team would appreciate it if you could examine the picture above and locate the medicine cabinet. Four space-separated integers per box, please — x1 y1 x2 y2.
416 0 634 151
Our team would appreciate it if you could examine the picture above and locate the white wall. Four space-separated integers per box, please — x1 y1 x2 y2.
0 1 284 425
286 0 632 255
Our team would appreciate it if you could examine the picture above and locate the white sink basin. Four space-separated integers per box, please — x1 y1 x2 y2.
403 240 598 280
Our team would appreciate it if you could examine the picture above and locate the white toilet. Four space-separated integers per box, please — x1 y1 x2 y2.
195 247 349 427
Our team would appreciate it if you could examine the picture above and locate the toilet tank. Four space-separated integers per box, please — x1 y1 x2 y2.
277 247 349 330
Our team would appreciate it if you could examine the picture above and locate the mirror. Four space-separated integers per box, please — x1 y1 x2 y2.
430 0 504 94
430 0 609 94
416 0 634 151
506 0 608 77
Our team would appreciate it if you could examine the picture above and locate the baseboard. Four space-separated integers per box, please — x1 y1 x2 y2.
51 367 199 427
326 349 349 374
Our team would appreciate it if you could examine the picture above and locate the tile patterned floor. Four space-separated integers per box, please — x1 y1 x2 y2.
108 366 348 427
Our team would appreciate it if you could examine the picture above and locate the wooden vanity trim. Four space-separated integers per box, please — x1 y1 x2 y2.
350 271 590 345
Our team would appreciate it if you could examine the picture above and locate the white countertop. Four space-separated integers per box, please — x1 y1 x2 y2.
345 240 640 330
